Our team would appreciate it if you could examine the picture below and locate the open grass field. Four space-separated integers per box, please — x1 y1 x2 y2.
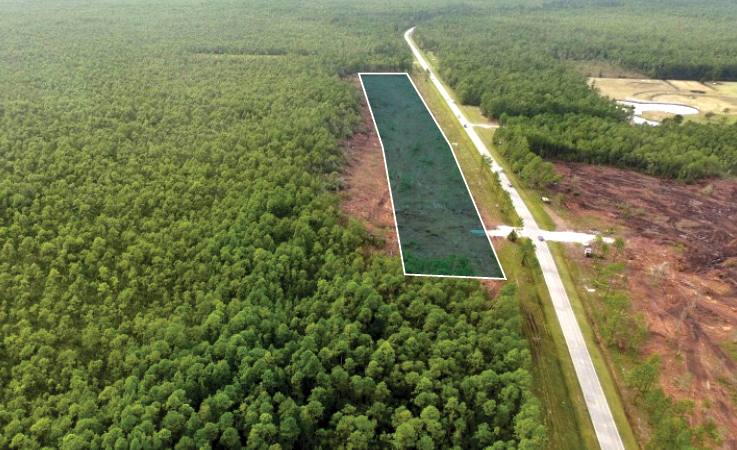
463 104 494 125
590 77 737 124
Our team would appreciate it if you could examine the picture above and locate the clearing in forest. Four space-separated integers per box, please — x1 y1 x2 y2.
590 77 737 124
359 73 504 279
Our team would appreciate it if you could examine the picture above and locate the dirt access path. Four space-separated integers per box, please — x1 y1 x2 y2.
340 77 399 256
552 162 737 448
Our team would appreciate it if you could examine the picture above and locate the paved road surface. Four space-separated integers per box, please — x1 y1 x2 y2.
405 27 626 450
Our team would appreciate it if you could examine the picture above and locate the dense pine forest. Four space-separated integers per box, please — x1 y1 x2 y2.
414 0 737 181
4 0 737 448
0 1 547 449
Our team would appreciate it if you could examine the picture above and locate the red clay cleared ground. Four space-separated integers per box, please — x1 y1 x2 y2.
551 162 737 448
340 78 399 257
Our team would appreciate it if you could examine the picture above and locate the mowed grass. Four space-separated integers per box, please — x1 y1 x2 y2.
590 77 737 123
548 242 641 450
716 81 737 97
686 113 737 125
589 78 665 99
462 104 496 126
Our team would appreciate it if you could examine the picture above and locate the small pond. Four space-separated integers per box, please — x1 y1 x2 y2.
618 100 699 126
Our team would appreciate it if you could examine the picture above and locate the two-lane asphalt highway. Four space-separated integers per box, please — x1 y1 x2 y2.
404 27 626 450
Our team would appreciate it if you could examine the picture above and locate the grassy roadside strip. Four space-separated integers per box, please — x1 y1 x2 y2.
409 67 596 450
475 128 557 231
410 37 640 449
421 50 495 126
410 71 521 228
409 33 556 231
500 242 599 450
548 242 641 450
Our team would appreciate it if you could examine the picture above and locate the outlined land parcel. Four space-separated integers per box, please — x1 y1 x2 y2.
359 73 504 279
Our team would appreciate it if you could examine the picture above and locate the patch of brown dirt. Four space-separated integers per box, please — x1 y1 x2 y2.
552 162 737 449
340 77 399 256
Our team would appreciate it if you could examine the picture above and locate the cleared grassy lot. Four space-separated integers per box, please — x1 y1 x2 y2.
361 73 503 278
590 77 737 124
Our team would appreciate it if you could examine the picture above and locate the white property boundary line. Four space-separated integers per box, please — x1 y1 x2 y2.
358 72 506 281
